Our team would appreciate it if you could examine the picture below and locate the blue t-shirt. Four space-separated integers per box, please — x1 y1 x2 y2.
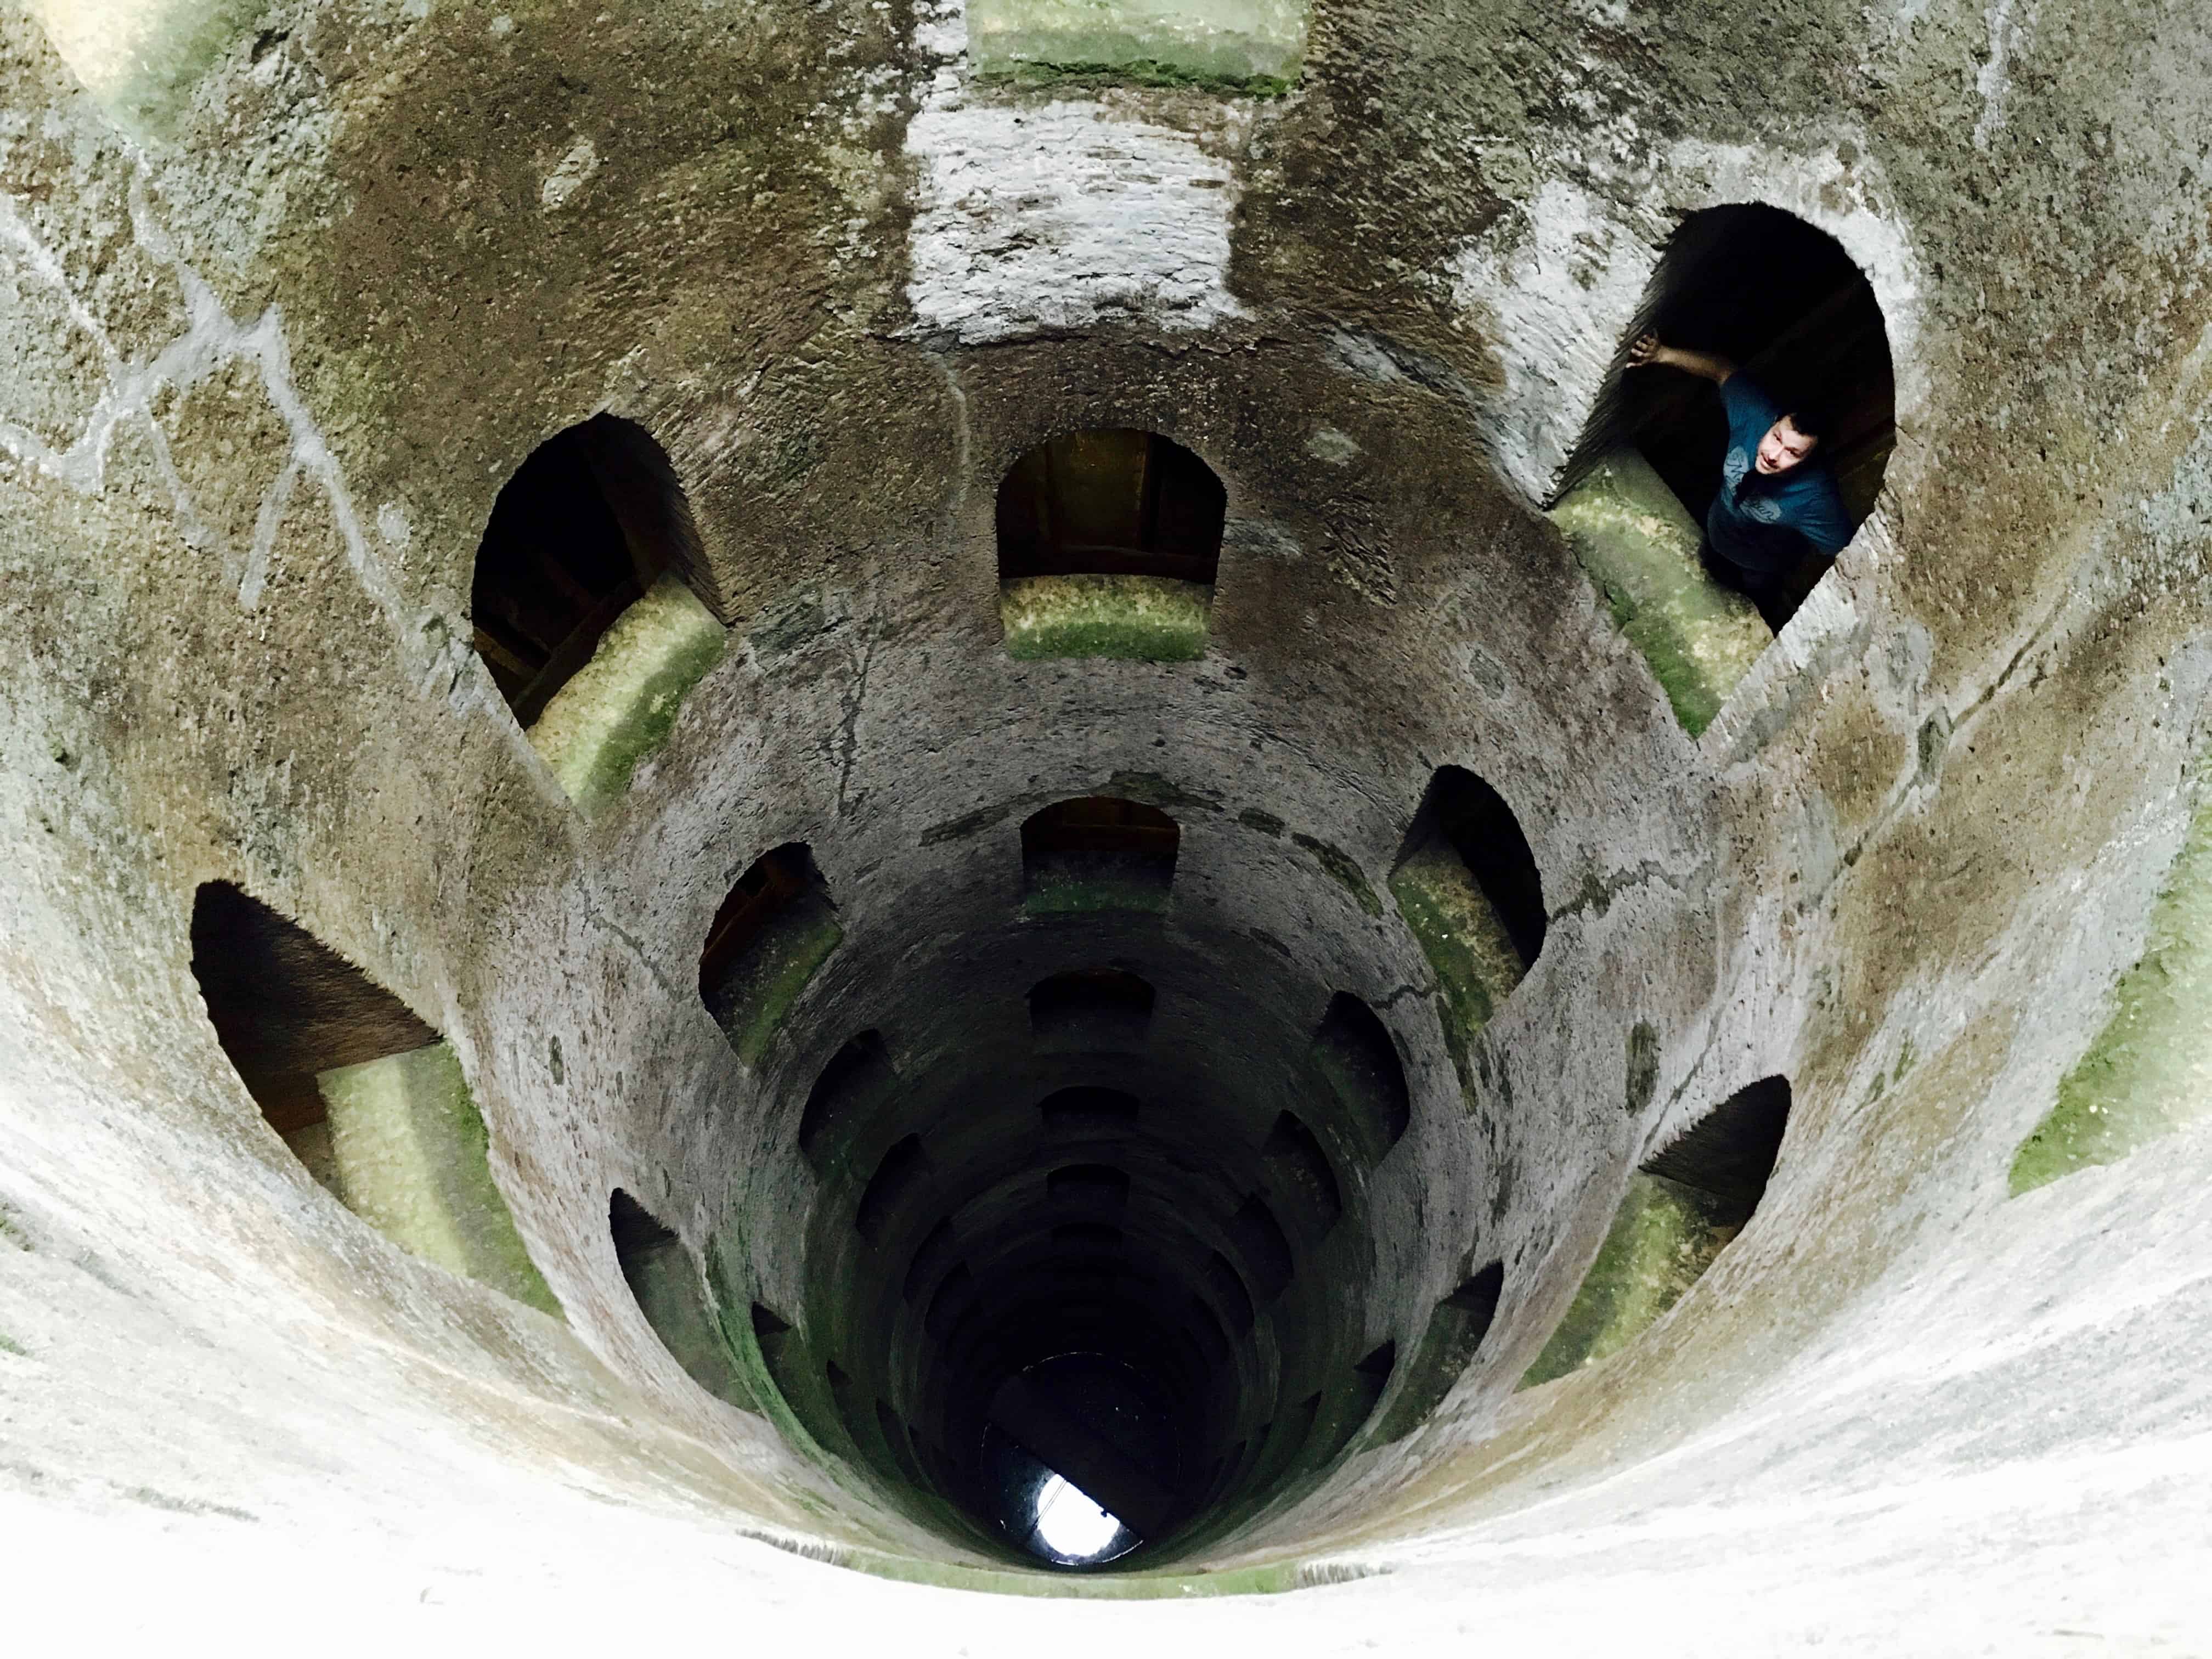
1705 374 1855 573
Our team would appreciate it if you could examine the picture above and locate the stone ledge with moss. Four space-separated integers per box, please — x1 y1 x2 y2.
2010 786 2212 1194
999 573 1211 663
1548 448 1771 738
1517 1172 1733 1389
967 0 1305 92
527 573 728 817
1389 840 1526 1093
317 1042 563 1318
704 895 846 1067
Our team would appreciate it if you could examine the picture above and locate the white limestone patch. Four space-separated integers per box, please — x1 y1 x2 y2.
541 137 600 211
904 98 1250 346
1449 178 1661 503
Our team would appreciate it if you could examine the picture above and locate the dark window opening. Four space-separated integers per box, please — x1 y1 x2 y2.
1040 1086 1143 1135
798 1029 896 1173
1029 968 1156 1054
1643 1075 1791 1231
189 881 437 1176
699 844 842 1066
1202 1250 1256 1334
1047 1164 1132 1216
1313 1341 1398 1468
610 1189 754 1412
903 1216 960 1305
997 429 1226 585
1561 205 1894 631
1309 993 1412 1167
1372 1260 1505 1444
1021 797 1180 915
855 1135 932 1246
1259 1111 1343 1242
925 1263 975 1342
471 415 721 725
1396 768 1547 967
1224 1194 1294 1302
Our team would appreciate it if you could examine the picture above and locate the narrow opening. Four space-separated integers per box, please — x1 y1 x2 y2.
188 882 436 1181
1047 1164 1132 1216
997 430 1225 583
798 1030 896 1173
995 430 1226 662
699 844 842 1066
1642 1074 1792 1228
1259 1111 1343 1242
1028 968 1156 1054
1224 1194 1294 1302
1202 1250 1256 1333
471 415 719 724
1523 1079 1791 1389
1309 993 1412 1166
1372 1261 1505 1444
855 1135 931 1246
1561 205 1892 634
904 1216 960 1304
1021 797 1180 915
610 1189 753 1411
1039 1086 1143 1135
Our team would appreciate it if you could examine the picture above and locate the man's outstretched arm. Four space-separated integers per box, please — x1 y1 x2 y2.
1625 334 1737 383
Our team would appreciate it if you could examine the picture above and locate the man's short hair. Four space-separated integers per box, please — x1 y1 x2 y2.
1781 399 1835 443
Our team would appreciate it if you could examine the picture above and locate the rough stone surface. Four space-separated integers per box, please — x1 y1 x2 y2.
1 0 2211 1646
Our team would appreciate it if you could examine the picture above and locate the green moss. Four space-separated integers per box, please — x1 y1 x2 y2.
967 0 1306 93
317 1042 563 1318
1548 449 1770 737
1023 854 1172 916
1518 1173 1731 1388
0 1334 27 1357
1293 833 1381 917
528 573 728 817
1389 842 1526 1093
2011 788 2212 1193
1000 575 1210 663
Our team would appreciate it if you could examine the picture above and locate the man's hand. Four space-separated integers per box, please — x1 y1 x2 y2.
1625 334 1736 383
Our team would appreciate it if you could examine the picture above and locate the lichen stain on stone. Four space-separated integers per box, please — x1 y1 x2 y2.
1293 832 1382 917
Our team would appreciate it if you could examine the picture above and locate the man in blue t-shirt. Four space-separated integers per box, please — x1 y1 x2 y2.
1626 333 1856 608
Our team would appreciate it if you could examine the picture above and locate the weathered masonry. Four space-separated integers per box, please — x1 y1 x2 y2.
3 0 2211 1650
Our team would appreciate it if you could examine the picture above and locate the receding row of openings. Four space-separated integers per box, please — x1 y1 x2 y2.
996 429 1227 662
470 416 727 813
186 881 558 1313
1522 1075 1792 1386
1550 204 1896 732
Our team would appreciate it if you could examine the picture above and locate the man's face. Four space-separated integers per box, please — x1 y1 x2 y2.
1754 416 1819 476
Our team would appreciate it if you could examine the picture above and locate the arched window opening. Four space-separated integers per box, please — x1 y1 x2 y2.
1223 1194 1293 1302
188 882 557 1313
1029 968 1156 1054
1203 1250 1256 1334
471 416 727 810
700 844 843 1067
1039 1086 1142 1135
1310 1340 1396 1469
1020 797 1180 915
1259 1111 1342 1243
855 1134 932 1246
1522 1076 1791 1387
1550 206 1895 732
798 1029 897 1175
1308 992 1411 1168
904 1215 960 1305
609 1189 754 1412
1390 767 1546 1092
1371 1261 1504 1444
995 429 1227 663
1047 1163 1132 1217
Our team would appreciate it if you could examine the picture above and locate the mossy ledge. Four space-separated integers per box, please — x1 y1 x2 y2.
999 574 1210 663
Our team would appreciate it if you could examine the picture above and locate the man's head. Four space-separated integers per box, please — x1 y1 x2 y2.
1755 403 1830 476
